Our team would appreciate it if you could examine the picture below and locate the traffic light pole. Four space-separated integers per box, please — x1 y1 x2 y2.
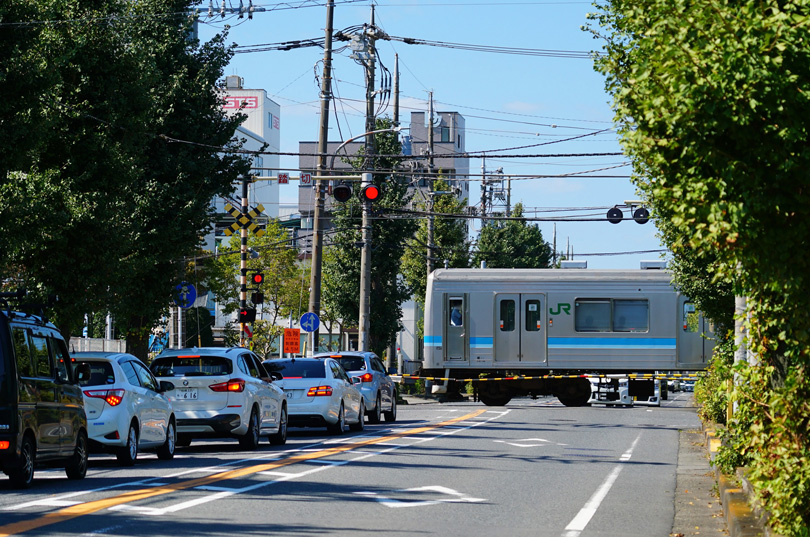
239 176 248 347
358 172 373 352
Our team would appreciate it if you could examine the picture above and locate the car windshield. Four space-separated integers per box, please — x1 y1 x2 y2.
74 360 115 387
151 356 232 377
264 360 326 379
335 356 366 372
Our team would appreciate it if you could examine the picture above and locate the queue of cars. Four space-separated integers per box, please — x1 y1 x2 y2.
0 298 397 488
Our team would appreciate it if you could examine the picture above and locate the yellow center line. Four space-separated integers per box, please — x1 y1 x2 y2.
0 408 488 536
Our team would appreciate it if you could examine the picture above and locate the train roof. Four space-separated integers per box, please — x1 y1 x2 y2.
429 268 675 284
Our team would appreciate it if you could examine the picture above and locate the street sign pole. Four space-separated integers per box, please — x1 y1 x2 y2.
239 176 248 347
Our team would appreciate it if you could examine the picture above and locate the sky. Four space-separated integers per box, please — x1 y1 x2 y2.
195 0 666 269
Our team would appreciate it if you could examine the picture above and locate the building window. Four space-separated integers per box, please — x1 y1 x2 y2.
441 126 450 142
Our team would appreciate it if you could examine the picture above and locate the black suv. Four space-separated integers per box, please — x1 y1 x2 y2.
0 291 89 488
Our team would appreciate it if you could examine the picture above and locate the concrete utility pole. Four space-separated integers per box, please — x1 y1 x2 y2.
308 0 335 355
358 5 378 352
426 91 435 276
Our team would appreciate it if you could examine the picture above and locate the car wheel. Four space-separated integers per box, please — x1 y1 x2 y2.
350 400 365 432
384 392 397 422
65 431 89 480
269 405 287 446
9 436 35 489
238 408 261 450
116 423 139 466
368 393 382 424
327 403 345 435
157 420 176 460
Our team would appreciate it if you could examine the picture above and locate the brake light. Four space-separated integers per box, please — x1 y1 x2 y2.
209 379 246 392
360 373 373 383
0 441 9 450
307 385 333 397
84 389 125 406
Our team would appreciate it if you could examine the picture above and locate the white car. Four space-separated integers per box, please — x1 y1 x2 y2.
263 357 364 435
151 347 287 449
72 352 176 466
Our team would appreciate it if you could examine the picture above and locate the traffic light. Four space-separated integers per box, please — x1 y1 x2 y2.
606 207 623 224
251 292 264 305
238 307 256 323
333 182 352 203
360 184 381 202
251 272 264 285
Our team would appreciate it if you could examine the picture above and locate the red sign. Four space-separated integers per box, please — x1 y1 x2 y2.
223 96 259 110
272 115 280 129
283 329 300 354
278 173 289 184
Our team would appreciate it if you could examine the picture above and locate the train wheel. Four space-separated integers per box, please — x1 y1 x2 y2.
556 378 592 407
479 392 512 406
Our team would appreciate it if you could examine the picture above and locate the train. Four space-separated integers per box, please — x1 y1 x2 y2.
421 264 714 406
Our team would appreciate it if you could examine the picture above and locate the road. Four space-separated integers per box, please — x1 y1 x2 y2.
0 391 702 537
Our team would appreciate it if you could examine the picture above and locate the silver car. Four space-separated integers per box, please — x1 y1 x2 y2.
151 347 287 449
314 352 397 423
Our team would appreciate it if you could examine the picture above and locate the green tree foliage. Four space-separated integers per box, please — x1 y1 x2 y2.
322 118 417 356
589 2 810 533
205 221 309 356
472 203 551 269
401 178 471 308
0 0 250 357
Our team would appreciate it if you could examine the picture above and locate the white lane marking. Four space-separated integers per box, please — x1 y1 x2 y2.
354 486 486 508
494 438 567 448
561 433 642 537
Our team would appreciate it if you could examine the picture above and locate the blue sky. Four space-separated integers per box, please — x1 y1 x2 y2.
196 0 665 269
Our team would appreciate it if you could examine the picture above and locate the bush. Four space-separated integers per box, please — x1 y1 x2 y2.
695 337 734 425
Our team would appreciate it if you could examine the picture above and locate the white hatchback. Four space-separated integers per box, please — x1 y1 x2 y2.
263 357 364 435
151 347 287 449
72 352 176 466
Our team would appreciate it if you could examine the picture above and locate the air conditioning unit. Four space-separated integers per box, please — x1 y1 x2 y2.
640 260 667 270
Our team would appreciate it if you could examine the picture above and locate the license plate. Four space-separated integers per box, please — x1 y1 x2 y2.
175 388 198 400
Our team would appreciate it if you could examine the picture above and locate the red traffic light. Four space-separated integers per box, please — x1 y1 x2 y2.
361 184 380 202
251 272 264 284
333 183 352 203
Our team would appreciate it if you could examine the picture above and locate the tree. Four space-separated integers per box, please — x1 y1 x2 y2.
401 178 471 309
322 117 417 356
472 203 552 269
0 0 251 358
205 221 310 356
589 2 810 534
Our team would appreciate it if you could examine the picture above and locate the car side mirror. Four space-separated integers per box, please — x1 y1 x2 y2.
351 376 362 385
159 381 175 393
269 371 283 381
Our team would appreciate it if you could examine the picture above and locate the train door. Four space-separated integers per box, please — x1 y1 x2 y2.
676 298 713 367
444 294 468 362
494 294 547 363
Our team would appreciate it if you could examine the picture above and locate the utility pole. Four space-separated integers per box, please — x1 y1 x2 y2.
358 5 377 352
308 0 335 355
239 176 249 347
426 91 435 276
393 54 400 127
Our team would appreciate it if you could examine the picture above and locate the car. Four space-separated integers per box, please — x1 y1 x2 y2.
681 381 695 392
150 347 287 449
263 357 364 435
314 351 397 423
71 352 176 466
0 290 89 488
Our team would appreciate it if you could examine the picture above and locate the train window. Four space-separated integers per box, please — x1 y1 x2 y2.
613 300 649 332
683 302 699 332
525 299 541 332
449 298 463 327
574 300 611 332
499 300 515 332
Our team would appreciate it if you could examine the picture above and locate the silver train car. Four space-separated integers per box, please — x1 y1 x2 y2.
422 267 714 406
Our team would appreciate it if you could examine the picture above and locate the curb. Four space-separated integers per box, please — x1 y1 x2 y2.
703 427 784 537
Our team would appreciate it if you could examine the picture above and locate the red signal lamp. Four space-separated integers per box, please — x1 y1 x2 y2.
361 184 380 202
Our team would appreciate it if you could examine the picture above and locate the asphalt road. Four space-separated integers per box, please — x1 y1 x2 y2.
0 391 724 537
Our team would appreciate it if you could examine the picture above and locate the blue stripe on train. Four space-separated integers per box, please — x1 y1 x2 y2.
548 337 676 349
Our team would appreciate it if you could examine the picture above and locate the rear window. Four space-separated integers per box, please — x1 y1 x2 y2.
74 361 115 387
263 360 326 379
151 356 233 377
335 356 366 372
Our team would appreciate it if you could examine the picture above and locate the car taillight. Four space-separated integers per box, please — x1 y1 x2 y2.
307 385 333 397
360 373 373 383
0 441 9 450
84 389 125 406
209 379 246 392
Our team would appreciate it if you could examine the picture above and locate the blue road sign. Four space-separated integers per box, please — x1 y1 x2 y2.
174 282 197 309
299 312 320 333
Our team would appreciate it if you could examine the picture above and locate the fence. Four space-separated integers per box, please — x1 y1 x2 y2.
68 338 126 353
